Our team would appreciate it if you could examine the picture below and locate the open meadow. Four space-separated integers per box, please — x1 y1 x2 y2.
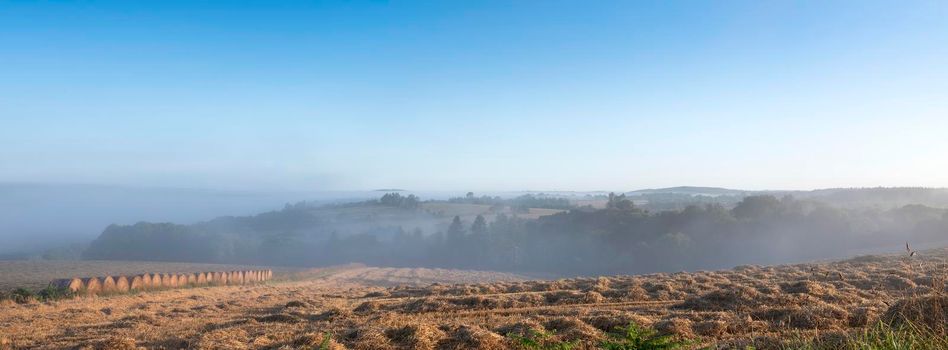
1 249 946 349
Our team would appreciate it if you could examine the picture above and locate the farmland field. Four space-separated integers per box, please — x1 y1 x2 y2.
0 250 946 349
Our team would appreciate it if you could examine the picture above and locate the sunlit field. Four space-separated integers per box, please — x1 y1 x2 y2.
1 249 945 349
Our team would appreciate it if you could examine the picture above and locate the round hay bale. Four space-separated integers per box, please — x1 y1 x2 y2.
139 274 153 289
49 278 84 292
161 274 175 288
83 277 102 295
243 270 253 283
197 272 208 285
248 271 257 282
179 274 190 286
114 276 130 292
236 271 246 284
151 273 164 288
129 275 144 291
266 269 272 280
232 271 243 284
217 272 228 285
101 276 117 293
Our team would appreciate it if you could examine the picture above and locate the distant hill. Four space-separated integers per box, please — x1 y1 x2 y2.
622 186 948 211
81 193 569 266
627 186 756 196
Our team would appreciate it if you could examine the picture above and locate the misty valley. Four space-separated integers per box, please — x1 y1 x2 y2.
80 188 948 276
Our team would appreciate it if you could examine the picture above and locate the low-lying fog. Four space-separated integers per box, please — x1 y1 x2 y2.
8 185 948 277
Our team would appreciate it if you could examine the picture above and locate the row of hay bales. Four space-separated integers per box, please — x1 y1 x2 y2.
48 269 272 295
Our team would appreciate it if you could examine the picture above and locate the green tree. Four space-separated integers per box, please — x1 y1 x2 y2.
471 215 488 236
607 192 635 211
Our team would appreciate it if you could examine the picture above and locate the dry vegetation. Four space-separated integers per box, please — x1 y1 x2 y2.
0 249 946 349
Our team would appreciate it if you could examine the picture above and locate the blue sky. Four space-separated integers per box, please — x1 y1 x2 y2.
2 1 947 191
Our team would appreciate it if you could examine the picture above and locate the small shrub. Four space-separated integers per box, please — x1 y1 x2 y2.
600 322 689 350
37 286 75 301
10 288 35 304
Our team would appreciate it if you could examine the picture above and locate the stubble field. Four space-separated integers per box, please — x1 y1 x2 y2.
0 249 946 349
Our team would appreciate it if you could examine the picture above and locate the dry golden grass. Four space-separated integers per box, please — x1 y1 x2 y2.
0 249 945 349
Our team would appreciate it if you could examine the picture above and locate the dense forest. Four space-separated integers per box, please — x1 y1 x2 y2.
83 191 948 276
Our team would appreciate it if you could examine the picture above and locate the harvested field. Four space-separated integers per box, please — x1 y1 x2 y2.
0 250 946 349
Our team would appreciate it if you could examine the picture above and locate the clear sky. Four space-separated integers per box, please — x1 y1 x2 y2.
2 1 947 192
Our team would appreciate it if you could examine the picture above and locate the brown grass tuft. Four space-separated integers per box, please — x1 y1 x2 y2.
294 332 345 350
441 325 505 350
694 320 728 337
544 317 601 341
93 336 140 350
654 318 694 338
679 285 761 312
496 320 546 337
197 328 250 350
385 323 446 350
882 295 948 334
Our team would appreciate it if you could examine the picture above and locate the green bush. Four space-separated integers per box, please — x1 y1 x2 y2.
10 288 35 304
37 286 75 301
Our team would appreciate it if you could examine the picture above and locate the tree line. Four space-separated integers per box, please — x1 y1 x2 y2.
84 193 948 276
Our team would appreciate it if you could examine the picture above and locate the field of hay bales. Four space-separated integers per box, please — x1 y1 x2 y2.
0 260 285 291
0 250 946 349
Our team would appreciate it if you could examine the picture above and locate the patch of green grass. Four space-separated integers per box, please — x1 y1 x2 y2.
318 332 332 350
782 321 948 350
599 322 689 350
508 329 579 350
